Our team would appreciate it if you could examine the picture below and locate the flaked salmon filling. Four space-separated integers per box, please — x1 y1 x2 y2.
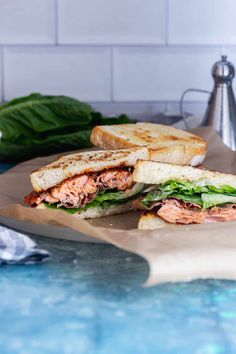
24 168 133 208
149 198 236 224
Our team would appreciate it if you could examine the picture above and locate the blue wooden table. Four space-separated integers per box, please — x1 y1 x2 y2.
1 163 236 354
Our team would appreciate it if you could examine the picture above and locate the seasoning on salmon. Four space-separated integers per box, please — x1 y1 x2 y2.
96 169 133 191
24 191 48 207
24 168 133 209
50 175 97 208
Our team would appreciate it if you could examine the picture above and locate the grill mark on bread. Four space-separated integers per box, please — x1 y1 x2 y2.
92 123 206 146
132 129 156 144
90 123 207 166
34 151 134 174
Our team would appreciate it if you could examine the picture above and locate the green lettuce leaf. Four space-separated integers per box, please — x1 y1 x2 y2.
141 189 173 206
160 180 236 195
171 193 203 206
141 180 236 209
202 193 236 208
45 199 103 214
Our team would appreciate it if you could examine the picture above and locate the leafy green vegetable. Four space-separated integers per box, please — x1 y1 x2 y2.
141 189 173 205
141 180 236 209
0 94 92 140
160 180 236 196
160 180 209 194
171 193 203 206
44 183 144 214
44 200 103 214
94 183 144 203
201 193 236 208
0 93 132 162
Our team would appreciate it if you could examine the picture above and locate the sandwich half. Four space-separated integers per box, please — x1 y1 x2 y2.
24 147 149 219
91 122 207 166
133 160 236 229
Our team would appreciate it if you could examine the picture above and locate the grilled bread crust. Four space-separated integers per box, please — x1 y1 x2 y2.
133 160 236 188
90 123 207 166
138 212 168 230
31 147 149 192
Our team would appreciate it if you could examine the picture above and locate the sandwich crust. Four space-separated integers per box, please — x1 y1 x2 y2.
133 160 236 188
30 147 149 192
90 123 207 166
138 212 169 230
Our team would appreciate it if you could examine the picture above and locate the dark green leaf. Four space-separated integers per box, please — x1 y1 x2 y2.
0 93 93 140
0 93 133 162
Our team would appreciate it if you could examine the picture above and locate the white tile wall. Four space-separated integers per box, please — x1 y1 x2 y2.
169 0 236 45
113 47 219 101
0 0 55 44
58 0 166 44
0 0 236 117
4 47 111 101
92 102 166 121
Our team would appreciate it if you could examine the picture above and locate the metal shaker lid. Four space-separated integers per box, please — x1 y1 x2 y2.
212 55 235 83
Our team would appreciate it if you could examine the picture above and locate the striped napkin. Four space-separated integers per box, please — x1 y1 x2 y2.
0 225 51 264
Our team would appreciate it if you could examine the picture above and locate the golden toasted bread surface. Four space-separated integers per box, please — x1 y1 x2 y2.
31 147 149 192
138 212 168 230
133 160 236 188
90 123 207 166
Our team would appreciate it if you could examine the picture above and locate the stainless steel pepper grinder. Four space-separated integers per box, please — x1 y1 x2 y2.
203 55 236 150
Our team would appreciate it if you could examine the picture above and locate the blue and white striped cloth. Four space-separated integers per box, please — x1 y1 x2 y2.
0 226 51 264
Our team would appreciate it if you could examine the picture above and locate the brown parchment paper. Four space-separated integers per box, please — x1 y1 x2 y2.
1 127 236 286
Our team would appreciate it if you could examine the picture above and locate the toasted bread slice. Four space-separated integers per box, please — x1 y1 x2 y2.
31 147 149 192
133 160 236 188
90 123 207 166
37 200 136 219
138 212 168 230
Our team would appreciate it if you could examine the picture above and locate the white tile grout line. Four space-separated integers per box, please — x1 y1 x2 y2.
0 43 234 49
110 46 114 102
1 47 4 102
165 0 169 46
90 100 206 104
54 0 59 45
